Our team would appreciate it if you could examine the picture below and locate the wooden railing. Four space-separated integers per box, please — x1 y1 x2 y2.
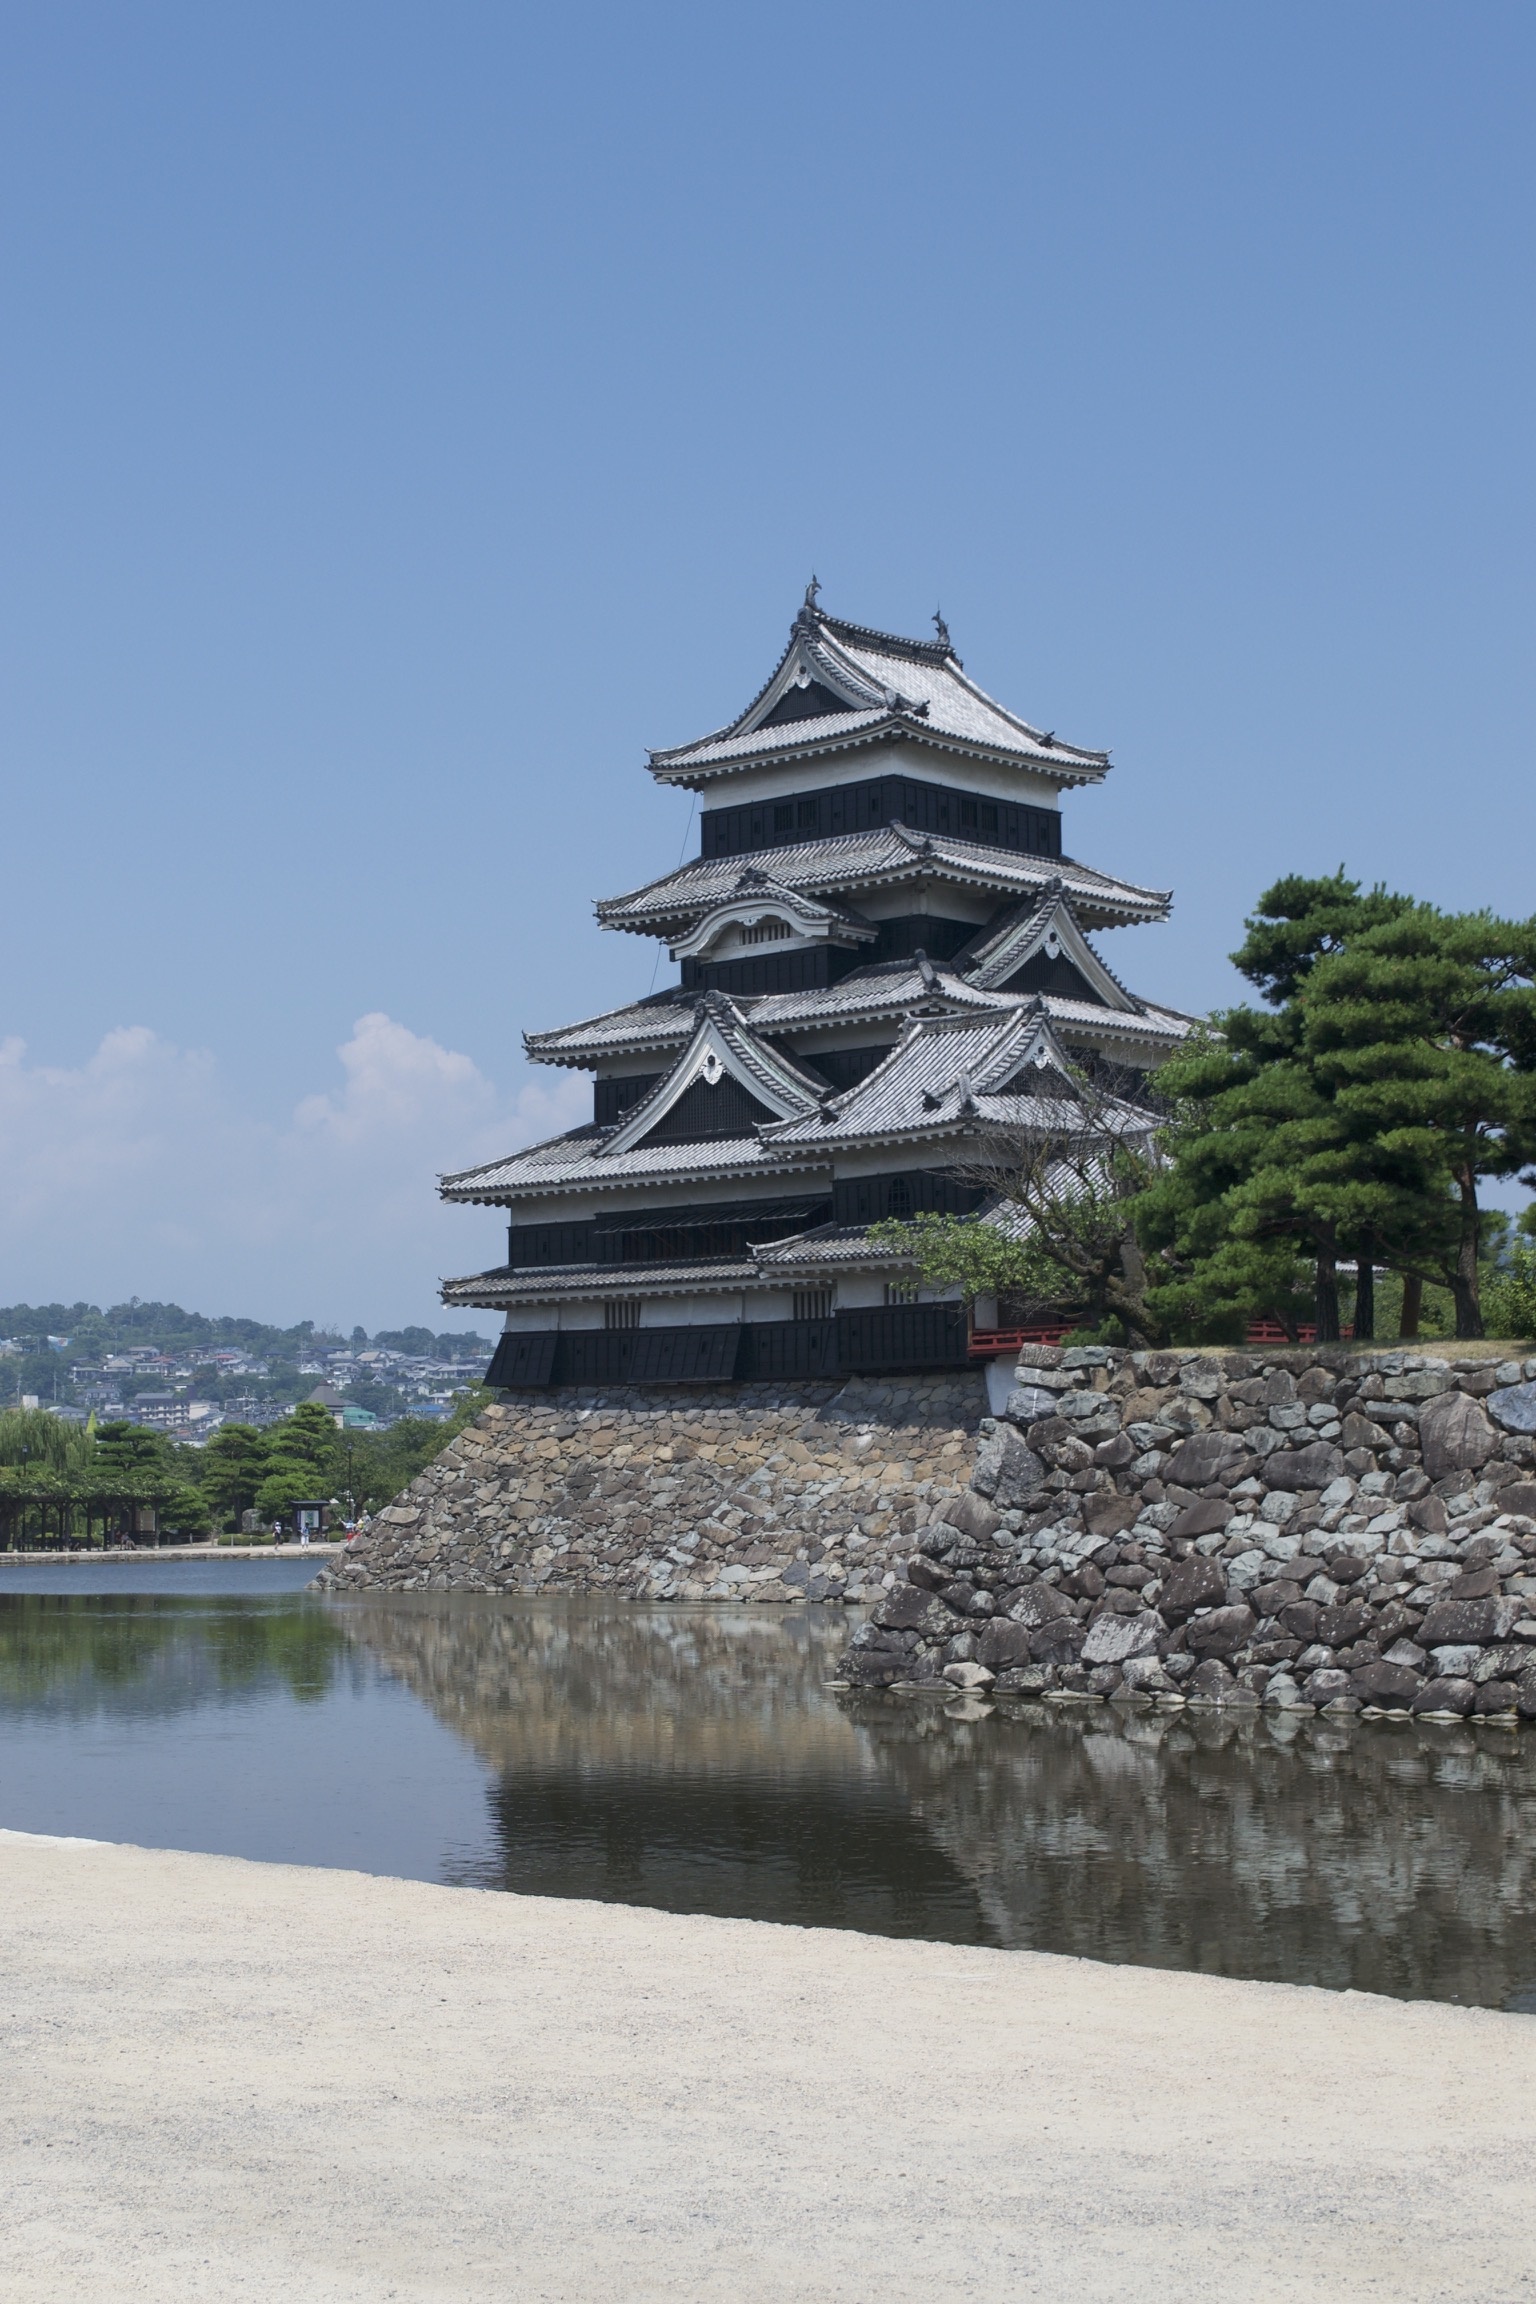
967 1325 1070 1358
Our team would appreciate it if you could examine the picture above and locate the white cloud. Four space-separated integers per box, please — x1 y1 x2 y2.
0 1016 587 1330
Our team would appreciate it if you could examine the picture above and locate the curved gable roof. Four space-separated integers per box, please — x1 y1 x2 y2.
648 594 1109 789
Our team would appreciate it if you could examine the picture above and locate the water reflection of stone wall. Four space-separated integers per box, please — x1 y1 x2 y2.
330 1597 1536 2004
839 1693 1536 2006
318 1375 984 1604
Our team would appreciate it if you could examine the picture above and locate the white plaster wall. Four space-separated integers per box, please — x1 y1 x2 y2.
637 1295 743 1327
689 741 1068 813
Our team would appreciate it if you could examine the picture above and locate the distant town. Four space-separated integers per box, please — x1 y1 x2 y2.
0 1300 493 1444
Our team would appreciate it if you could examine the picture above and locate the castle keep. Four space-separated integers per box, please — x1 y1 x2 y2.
443 591 1188 1386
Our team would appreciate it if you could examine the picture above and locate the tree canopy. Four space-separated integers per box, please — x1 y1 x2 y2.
871 871 1536 1345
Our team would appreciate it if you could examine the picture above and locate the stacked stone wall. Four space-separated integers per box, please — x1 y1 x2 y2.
839 1343 1536 1719
316 1374 985 1605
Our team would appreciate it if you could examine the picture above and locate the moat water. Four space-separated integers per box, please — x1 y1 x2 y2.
1 1562 1533 2010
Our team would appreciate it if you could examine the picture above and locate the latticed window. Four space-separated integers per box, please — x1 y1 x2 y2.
884 1281 920 1306
793 1288 832 1322
738 917 789 946
603 1299 641 1330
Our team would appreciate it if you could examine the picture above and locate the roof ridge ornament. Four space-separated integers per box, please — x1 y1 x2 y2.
933 607 951 650
797 574 821 626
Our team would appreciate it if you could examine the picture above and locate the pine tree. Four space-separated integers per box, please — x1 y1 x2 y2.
1300 906 1536 1336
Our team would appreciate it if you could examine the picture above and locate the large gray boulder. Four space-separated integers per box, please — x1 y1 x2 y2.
1186 1604 1257 1659
1411 1675 1476 1715
970 1429 1048 1507
1080 1610 1162 1666
1157 1555 1229 1623
1419 1595 1526 1646
1350 1660 1421 1706
1006 1383 1064 1426
1167 1499 1233 1540
1263 1441 1346 1492
1419 1390 1498 1479
939 1490 1003 1544
1006 1582 1075 1629
874 1586 965 1640
1164 1429 1246 1487
1488 1381 1536 1435
975 1618 1035 1669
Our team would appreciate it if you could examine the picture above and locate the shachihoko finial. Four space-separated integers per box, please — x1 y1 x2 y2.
933 607 951 648
803 573 821 611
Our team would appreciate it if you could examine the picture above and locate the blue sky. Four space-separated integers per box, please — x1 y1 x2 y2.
2 3 1533 1327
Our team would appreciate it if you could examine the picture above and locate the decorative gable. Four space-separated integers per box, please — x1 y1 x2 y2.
601 997 825 1157
964 884 1143 1011
758 677 857 727
641 1071 778 1144
668 869 877 963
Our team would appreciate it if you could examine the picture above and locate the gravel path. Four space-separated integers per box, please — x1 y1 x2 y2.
3 1829 1534 2302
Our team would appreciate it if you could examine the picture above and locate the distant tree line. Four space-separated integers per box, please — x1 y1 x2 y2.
0 1394 490 1548
875 873 1536 1345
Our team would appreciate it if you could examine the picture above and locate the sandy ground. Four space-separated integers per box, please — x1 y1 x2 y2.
2 1833 1534 2304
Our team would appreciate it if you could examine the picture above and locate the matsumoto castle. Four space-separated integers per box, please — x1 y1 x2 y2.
443 589 1190 1386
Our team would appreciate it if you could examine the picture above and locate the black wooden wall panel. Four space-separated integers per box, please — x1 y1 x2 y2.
831 1173 987 1224
641 1074 779 1144
484 1332 559 1387
594 1073 663 1127
700 775 1061 862
486 1310 970 1386
735 1319 838 1380
835 1304 969 1372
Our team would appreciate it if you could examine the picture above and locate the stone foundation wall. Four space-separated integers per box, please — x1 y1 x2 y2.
838 1343 1536 1720
315 1374 986 1604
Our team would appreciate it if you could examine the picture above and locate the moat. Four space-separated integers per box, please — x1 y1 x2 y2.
2 1566 1533 2010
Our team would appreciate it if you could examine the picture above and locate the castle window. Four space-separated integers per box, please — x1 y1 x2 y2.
738 917 789 946
793 1289 832 1322
884 1281 920 1306
959 797 978 829
773 802 794 832
796 796 820 829
604 1299 641 1330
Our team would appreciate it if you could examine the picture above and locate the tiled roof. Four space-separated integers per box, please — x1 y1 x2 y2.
596 825 1169 937
524 961 1191 1068
762 1006 1158 1151
523 964 990 1065
749 1224 904 1271
451 976 1160 1212
441 1257 763 1307
440 1130 832 1203
1035 995 1193 1043
648 603 1109 788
